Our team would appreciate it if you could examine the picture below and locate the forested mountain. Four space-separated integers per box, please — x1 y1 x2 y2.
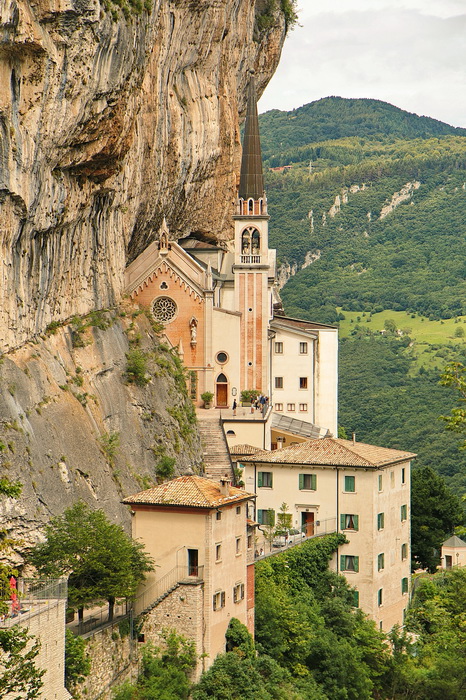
259 98 466 497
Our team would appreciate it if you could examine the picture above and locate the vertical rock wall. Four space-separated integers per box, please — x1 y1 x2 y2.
0 0 285 350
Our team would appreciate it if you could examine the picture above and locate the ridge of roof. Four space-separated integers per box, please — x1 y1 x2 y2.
122 475 255 508
239 437 416 468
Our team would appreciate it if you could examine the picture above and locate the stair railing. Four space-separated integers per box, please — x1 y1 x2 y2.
134 565 204 615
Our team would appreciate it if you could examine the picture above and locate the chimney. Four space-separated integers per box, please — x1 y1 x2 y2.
219 476 231 496
352 432 356 445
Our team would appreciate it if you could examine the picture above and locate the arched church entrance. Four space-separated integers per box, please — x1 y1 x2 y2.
216 373 228 407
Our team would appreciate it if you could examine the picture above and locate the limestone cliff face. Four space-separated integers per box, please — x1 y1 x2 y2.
0 308 202 557
0 0 285 350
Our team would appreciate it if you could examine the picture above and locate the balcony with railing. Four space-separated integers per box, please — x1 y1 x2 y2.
240 254 262 264
0 578 67 628
254 517 337 560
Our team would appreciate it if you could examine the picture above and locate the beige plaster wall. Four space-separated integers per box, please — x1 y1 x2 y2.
271 329 316 422
314 329 338 436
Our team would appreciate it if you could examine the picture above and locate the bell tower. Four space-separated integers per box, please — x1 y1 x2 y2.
233 73 273 395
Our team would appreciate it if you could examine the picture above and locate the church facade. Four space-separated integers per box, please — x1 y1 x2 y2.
124 77 338 439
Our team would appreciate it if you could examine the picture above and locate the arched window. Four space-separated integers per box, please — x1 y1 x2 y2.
251 228 260 254
241 230 251 254
248 198 254 214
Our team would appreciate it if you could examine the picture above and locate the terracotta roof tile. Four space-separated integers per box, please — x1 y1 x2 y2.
229 444 263 455
122 475 255 508
239 437 416 468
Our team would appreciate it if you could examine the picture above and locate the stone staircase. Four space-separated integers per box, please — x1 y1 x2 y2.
197 415 234 481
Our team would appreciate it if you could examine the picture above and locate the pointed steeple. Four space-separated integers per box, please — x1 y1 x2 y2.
238 73 264 200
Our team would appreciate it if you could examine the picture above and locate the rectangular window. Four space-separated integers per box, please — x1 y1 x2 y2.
299 342 308 354
247 534 252 549
215 544 222 561
401 504 408 521
352 590 359 607
402 467 406 484
378 474 383 491
340 555 359 572
216 511 222 521
299 403 308 411
340 513 359 531
391 471 395 488
299 377 308 389
401 577 409 594
274 342 283 354
275 376 283 389
233 583 245 603
258 471 273 488
378 589 383 606
287 403 295 412
377 512 385 530
401 543 408 560
213 591 225 611
344 475 355 493
257 509 275 527
378 553 385 571
236 537 241 555
274 403 283 411
299 473 317 491
236 506 241 515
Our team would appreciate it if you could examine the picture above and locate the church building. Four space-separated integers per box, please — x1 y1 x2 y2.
124 76 338 440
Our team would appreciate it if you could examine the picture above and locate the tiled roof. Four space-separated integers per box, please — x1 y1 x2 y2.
122 475 255 508
442 535 466 548
239 437 416 468
229 444 263 455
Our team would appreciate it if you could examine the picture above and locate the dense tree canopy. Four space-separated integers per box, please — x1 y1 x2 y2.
29 502 153 621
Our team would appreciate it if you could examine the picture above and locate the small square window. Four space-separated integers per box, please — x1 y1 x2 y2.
299 403 308 411
258 471 273 488
344 475 355 493
299 377 308 389
340 513 359 530
275 377 283 389
274 342 283 354
257 509 275 526
299 473 317 491
215 544 222 561
274 403 283 411
299 342 308 354
233 583 245 603
287 403 295 411
340 555 359 572
213 591 225 610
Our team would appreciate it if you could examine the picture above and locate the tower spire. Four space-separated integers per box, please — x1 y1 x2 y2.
238 73 264 200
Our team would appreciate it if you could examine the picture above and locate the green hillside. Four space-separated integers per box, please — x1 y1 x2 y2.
259 98 466 495
260 96 466 161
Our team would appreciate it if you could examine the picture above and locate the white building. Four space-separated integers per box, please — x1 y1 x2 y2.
239 437 415 630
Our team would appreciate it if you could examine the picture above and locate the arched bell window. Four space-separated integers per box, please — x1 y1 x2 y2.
241 230 251 254
251 228 260 254
248 198 254 214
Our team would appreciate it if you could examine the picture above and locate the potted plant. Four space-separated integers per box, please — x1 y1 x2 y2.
201 391 214 409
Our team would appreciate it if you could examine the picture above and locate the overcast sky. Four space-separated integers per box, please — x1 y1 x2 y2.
258 0 466 128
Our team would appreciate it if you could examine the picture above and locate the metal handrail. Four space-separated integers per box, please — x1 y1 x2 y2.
254 517 337 560
134 565 204 615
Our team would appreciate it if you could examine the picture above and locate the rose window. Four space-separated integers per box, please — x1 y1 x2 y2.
152 296 177 323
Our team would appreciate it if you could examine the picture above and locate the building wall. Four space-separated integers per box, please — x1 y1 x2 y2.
131 501 249 669
441 544 466 569
271 328 316 423
224 415 271 451
242 459 411 630
211 307 241 406
314 329 338 436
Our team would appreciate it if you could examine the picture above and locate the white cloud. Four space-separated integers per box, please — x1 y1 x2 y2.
259 5 466 127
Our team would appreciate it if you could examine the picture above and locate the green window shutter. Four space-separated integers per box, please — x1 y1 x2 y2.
267 509 276 527
299 474 304 490
269 473 273 488
352 590 359 607
354 556 359 573
257 509 264 524
340 555 346 570
345 475 355 492
311 474 317 490
402 577 408 594
258 472 263 488
354 514 359 531
340 514 346 530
